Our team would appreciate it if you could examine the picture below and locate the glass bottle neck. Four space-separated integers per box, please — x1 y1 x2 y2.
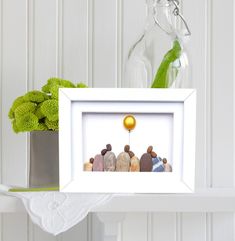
145 0 191 41
145 0 175 34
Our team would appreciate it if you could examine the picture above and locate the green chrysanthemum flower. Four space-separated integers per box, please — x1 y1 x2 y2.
9 78 82 133
35 103 45 119
50 85 62 99
60 79 75 88
24 90 48 103
42 78 60 93
14 102 36 119
36 123 48 131
42 77 76 95
47 77 61 86
45 118 58 131
8 108 14 119
41 84 51 93
12 120 19 133
41 99 58 121
16 113 39 132
10 96 25 112
77 82 88 88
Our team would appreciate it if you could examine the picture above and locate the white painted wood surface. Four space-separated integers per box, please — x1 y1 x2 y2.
2 188 235 213
0 0 234 241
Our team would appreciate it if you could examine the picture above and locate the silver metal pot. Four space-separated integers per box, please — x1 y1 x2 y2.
29 131 59 188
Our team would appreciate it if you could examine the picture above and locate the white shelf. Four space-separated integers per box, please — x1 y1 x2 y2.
1 188 235 213
94 188 235 212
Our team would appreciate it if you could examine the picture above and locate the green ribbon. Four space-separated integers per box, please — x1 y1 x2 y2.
151 40 181 88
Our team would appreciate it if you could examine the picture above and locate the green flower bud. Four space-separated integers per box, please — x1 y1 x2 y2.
10 96 25 112
14 102 36 119
60 79 75 88
45 118 58 131
36 123 48 131
41 99 58 121
50 85 62 99
35 103 45 119
77 82 88 88
24 90 48 103
8 108 14 119
47 77 61 85
16 113 39 132
12 120 19 133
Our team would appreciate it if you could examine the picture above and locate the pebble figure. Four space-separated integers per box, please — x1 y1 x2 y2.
84 162 93 171
103 144 117 171
116 145 131 172
84 158 94 171
152 156 164 172
127 146 140 172
163 158 172 172
92 154 104 171
130 156 140 172
85 143 171 173
140 146 153 172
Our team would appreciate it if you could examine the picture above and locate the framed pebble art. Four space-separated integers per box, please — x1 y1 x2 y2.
59 88 196 193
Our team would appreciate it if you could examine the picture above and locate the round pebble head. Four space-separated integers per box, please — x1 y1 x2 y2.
151 151 157 158
124 145 130 152
128 151 135 158
147 146 153 153
101 149 108 156
163 158 167 164
106 144 112 151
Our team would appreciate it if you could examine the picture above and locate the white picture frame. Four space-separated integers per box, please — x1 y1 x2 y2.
59 88 196 193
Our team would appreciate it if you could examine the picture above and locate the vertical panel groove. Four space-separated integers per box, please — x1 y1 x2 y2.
205 0 213 238
147 213 153 241
205 0 213 189
175 213 182 241
28 218 35 241
0 1 3 240
116 0 123 88
233 0 235 189
27 0 35 90
118 220 123 241
0 0 2 186
26 0 34 189
87 0 93 87
56 233 62 241
56 0 63 78
233 0 235 237
87 214 93 241
27 1 35 240
206 213 212 241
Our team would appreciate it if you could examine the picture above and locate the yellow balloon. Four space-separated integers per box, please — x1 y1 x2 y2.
123 115 136 131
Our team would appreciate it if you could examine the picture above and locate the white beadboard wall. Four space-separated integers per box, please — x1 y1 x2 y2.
0 0 234 241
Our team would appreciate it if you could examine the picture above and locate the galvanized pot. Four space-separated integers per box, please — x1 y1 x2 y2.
29 131 59 188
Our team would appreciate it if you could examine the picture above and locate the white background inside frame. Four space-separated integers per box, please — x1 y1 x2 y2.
71 101 184 184
82 113 173 165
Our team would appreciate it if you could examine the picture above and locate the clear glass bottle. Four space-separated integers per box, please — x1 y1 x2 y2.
124 0 191 88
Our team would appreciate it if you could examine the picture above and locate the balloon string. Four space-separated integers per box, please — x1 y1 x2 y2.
129 130 131 147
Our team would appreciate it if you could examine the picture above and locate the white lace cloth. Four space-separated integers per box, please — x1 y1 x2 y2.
1 188 113 236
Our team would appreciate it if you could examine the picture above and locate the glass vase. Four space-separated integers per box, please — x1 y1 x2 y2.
124 0 191 88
